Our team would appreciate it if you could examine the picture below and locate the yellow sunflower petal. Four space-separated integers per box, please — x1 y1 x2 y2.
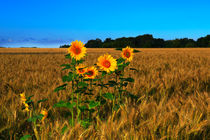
24 103 29 108
20 93 27 103
68 40 87 60
20 93 25 97
97 54 117 73
121 46 134 62
76 64 87 76
41 110 48 121
24 107 30 112
84 66 98 79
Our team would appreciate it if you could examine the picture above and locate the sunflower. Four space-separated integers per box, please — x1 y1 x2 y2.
84 66 98 79
24 107 30 112
24 103 29 108
20 93 27 102
97 54 117 73
121 46 134 61
68 40 87 60
76 64 87 76
20 93 30 111
41 110 48 121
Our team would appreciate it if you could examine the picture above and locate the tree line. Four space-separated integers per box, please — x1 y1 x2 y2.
60 34 210 48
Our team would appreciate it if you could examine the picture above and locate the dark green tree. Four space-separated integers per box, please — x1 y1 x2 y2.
197 35 210 47
85 38 102 48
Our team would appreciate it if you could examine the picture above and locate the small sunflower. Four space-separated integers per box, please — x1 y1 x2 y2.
97 54 117 73
68 40 87 60
20 93 27 102
84 66 98 79
24 107 30 112
20 93 30 111
24 103 29 108
121 46 134 61
41 110 48 121
23 102 30 112
76 64 87 76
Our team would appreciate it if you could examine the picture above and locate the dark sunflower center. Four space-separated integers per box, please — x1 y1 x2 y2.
124 51 131 58
87 70 94 76
103 60 111 68
74 47 81 55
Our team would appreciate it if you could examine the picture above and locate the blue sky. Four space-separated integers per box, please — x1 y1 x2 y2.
0 0 210 47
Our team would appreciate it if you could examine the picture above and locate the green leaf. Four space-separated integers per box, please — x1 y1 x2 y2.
61 64 71 71
126 92 138 99
26 95 34 101
113 104 120 111
27 117 37 122
118 65 124 71
97 84 108 89
62 76 70 82
121 82 128 87
93 78 101 82
119 89 126 92
37 98 48 104
71 58 76 65
53 101 76 109
80 119 91 129
78 105 88 112
120 77 134 82
133 49 141 53
106 80 118 87
61 125 69 135
54 84 67 92
75 87 87 93
78 82 88 88
27 114 44 122
125 62 130 66
126 77 134 82
108 71 114 75
37 114 44 120
62 72 73 82
118 62 130 68
77 59 85 64
25 99 33 104
69 118 74 126
88 101 99 109
89 108 95 113
65 54 71 59
61 64 70 67
53 101 65 107
102 93 114 100
66 102 76 109
101 98 107 105
101 71 107 77
130 68 139 72
108 80 117 84
83 79 91 81
117 58 125 64
20 135 31 140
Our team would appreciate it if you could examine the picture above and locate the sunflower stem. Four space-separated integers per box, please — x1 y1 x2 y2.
71 80 74 126
98 87 102 119
33 121 40 140
113 73 118 112
119 62 125 103
75 75 80 121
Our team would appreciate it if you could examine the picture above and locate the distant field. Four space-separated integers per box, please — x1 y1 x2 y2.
1 48 210 54
0 48 209 139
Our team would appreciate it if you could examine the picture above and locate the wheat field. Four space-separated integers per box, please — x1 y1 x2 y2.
0 48 209 139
